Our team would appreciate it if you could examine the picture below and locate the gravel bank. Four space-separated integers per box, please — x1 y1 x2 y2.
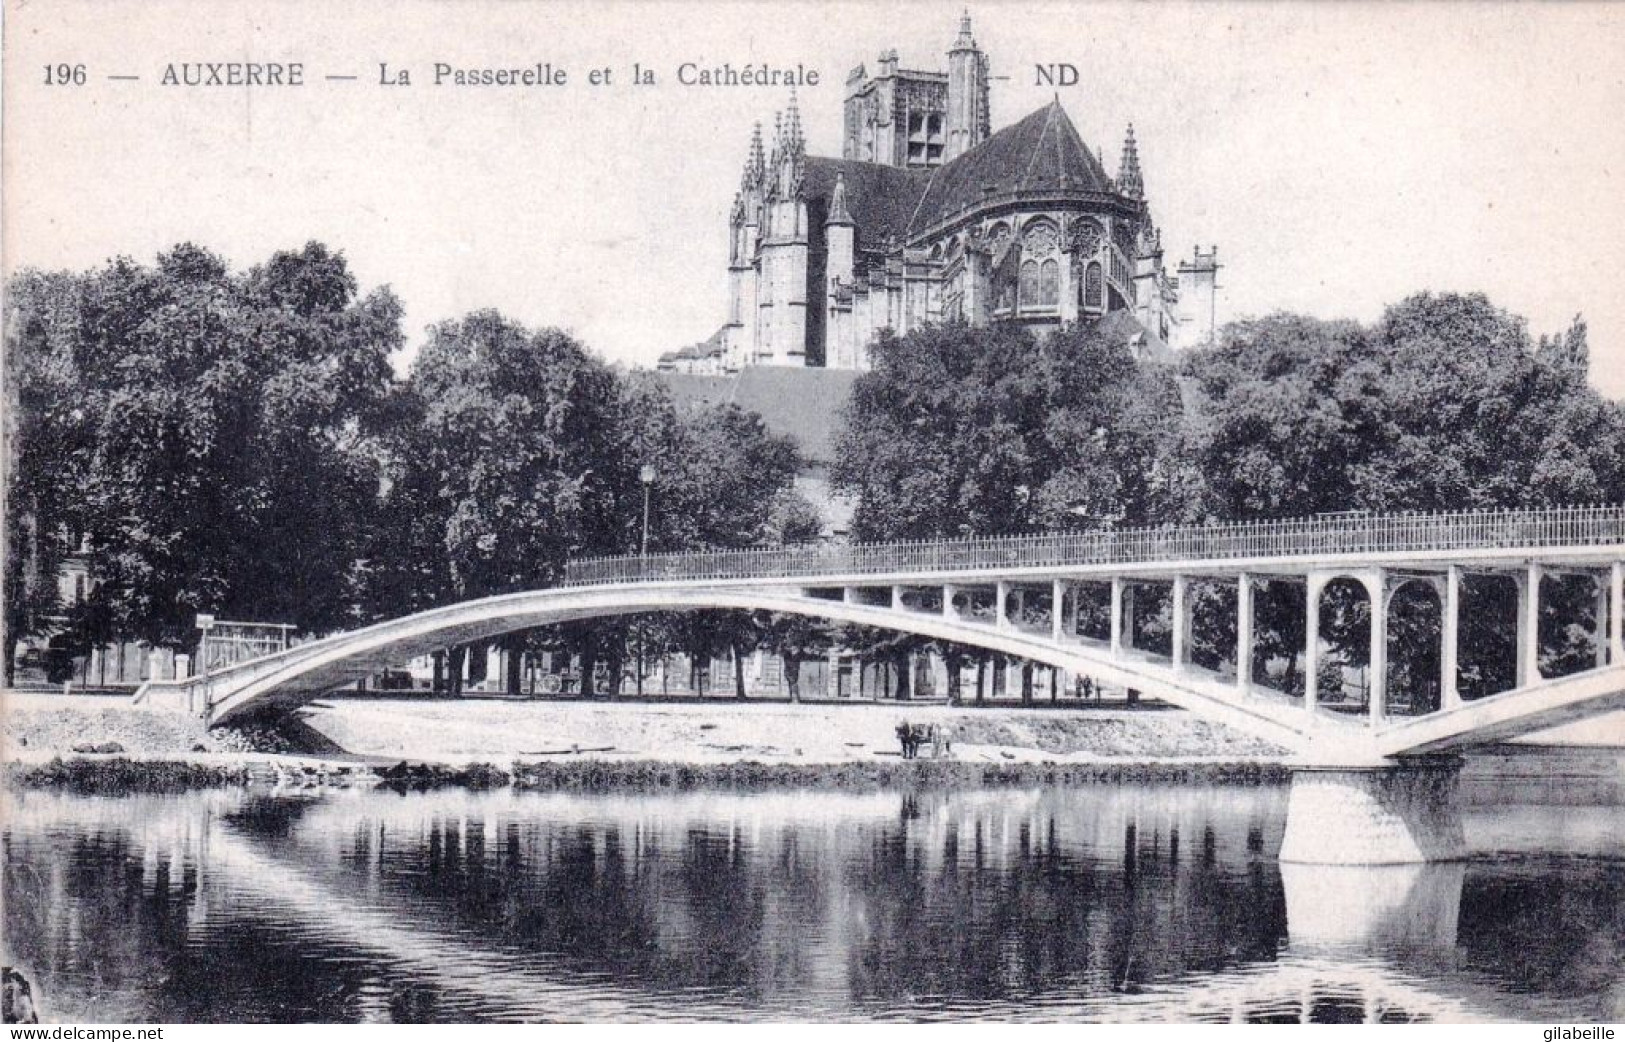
299 697 1288 763
3 691 1291 794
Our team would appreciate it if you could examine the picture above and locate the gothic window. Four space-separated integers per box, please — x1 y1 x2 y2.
1039 259 1059 306
1071 218 1105 258
907 111 944 166
1022 219 1059 258
1019 261 1041 309
1084 261 1104 310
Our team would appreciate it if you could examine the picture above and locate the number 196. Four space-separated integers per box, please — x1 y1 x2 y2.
45 64 87 86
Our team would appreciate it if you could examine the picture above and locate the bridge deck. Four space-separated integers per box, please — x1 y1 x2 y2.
563 505 1625 586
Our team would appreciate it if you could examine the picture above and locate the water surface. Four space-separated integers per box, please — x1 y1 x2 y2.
4 757 1622 1022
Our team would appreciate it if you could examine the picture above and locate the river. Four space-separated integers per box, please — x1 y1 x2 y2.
3 750 1622 1023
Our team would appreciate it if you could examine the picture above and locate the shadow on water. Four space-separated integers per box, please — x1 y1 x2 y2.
2 772 1622 1022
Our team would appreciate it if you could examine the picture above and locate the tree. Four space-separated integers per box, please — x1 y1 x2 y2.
388 310 625 600
371 310 628 693
1184 295 1625 518
3 271 83 680
636 400 808 699
5 243 401 652
833 318 1174 542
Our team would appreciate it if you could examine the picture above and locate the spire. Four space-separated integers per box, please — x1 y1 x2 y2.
772 91 805 199
784 89 805 157
743 122 766 189
826 172 854 226
766 111 785 195
953 9 976 50
1118 123 1144 200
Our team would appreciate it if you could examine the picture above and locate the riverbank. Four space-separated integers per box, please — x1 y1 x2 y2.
9 691 1618 797
298 696 1288 763
3 691 1294 791
1 691 1290 763
5 751 1289 795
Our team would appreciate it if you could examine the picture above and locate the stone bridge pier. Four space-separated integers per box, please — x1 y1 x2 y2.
1279 758 1466 865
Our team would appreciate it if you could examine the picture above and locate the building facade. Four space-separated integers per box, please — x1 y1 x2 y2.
709 14 1220 372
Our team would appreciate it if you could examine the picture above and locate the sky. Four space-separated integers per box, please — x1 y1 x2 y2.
5 0 1625 393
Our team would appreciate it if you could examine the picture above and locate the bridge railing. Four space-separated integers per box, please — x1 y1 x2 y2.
561 505 1625 587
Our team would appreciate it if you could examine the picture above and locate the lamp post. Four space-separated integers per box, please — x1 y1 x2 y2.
638 464 655 696
640 464 655 558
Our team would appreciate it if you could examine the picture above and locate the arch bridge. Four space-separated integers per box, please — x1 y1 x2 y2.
135 505 1625 768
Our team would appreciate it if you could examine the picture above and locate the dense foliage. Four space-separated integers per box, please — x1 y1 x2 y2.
4 244 401 671
3 246 811 688
832 320 1185 540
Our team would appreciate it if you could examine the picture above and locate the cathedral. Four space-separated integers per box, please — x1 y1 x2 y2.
670 14 1221 373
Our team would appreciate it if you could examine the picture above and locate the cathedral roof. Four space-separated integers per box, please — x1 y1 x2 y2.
802 158 931 249
794 101 1118 252
906 100 1114 235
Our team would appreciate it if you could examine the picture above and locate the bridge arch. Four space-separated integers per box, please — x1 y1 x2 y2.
179 584 1320 752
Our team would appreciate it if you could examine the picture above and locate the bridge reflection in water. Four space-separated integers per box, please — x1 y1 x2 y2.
5 782 1621 1023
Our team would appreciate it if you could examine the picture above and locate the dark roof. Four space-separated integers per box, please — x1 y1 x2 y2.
907 101 1113 235
658 366 859 464
803 157 930 250
798 102 1116 250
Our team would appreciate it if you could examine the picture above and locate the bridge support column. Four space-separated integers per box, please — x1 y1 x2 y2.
1305 573 1327 712
1236 573 1254 687
996 581 1011 632
1051 579 1067 644
1612 562 1625 665
1282 860 1464 955
1595 575 1609 668
1171 575 1189 671
1279 759 1466 865
1517 564 1541 688
891 585 905 611
1441 566 1461 710
943 584 958 621
1110 577 1125 657
1363 572 1389 722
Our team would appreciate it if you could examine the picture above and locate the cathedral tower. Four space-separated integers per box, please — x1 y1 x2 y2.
722 123 767 370
1174 246 1221 349
824 173 858 369
756 97 810 364
945 12 990 161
